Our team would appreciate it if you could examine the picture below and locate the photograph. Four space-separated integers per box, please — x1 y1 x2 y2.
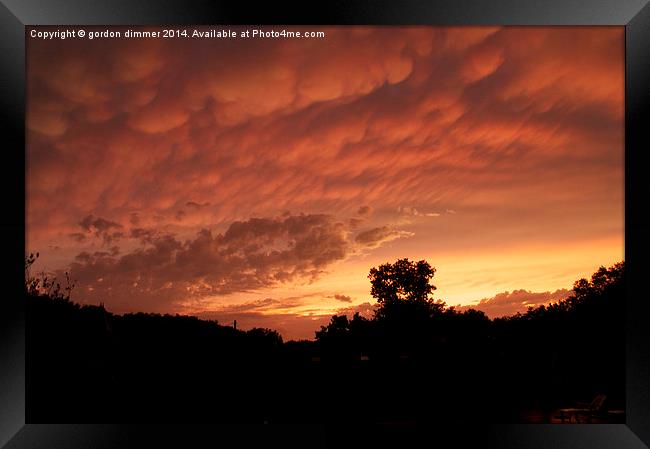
23 25 628 425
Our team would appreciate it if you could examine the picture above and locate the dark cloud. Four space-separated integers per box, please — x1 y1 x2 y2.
78 214 124 244
205 294 314 315
332 294 352 303
348 218 365 229
213 297 281 313
104 232 125 244
68 232 87 243
130 227 157 244
186 201 211 209
357 206 371 215
457 288 570 318
65 213 353 310
74 249 120 264
79 215 122 233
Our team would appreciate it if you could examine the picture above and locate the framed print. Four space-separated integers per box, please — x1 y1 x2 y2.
1 0 649 448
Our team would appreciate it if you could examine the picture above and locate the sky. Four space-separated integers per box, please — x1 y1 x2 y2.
26 26 624 340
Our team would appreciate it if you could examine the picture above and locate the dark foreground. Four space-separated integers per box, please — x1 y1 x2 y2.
26 263 625 423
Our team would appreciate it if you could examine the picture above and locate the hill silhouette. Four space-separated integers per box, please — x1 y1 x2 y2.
25 254 625 423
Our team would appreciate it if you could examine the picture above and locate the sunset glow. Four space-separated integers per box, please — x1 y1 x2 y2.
27 26 624 339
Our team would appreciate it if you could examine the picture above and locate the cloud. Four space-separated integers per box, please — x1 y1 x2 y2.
398 206 419 216
79 215 122 233
68 232 87 243
457 288 570 318
357 205 371 215
27 28 623 253
186 201 211 209
130 227 158 244
210 297 282 313
398 206 440 218
355 226 414 248
54 207 410 319
64 213 354 309
335 301 377 318
348 218 365 229
77 215 124 244
332 294 352 303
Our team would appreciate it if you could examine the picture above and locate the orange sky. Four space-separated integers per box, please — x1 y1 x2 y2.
26 26 624 340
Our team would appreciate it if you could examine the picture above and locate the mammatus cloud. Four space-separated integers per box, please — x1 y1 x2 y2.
27 27 623 252
457 288 570 318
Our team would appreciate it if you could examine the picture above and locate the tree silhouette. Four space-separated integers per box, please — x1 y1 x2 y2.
316 314 350 339
369 258 443 322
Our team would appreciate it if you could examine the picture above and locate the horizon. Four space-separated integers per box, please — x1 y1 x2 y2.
27 257 623 343
26 26 624 340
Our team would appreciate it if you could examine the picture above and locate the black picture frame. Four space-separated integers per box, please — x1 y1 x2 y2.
1 1 649 447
